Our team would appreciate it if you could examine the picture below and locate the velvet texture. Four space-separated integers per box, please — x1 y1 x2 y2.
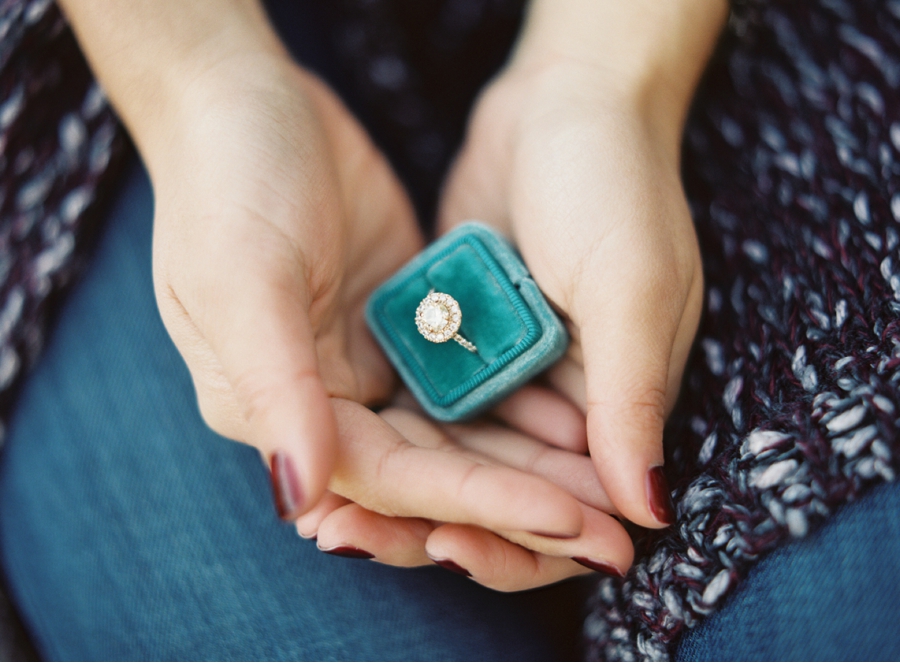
367 222 568 420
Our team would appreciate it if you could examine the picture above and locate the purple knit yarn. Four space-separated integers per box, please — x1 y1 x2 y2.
0 0 126 426
584 0 900 659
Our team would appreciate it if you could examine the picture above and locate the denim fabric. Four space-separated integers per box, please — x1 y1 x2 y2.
677 479 900 661
0 162 587 660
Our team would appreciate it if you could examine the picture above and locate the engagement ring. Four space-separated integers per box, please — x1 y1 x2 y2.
415 290 477 353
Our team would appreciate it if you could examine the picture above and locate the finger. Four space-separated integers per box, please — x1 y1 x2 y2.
436 142 511 238
491 384 588 453
545 354 587 413
425 525 594 592
316 503 434 567
443 421 613 512
197 260 338 521
384 406 608 511
294 490 351 539
577 250 702 529
330 400 584 538
495 503 633 573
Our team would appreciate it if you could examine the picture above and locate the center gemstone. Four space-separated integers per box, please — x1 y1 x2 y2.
421 303 447 330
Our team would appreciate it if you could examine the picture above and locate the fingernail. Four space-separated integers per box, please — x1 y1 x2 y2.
319 545 375 559
269 450 304 520
428 556 472 578
647 466 676 525
572 557 625 577
529 530 580 539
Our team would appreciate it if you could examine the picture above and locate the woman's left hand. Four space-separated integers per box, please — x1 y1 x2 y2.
437 0 726 530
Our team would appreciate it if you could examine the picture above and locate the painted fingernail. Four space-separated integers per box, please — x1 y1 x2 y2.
269 450 304 521
428 556 472 577
572 557 625 577
647 466 676 525
529 530 580 539
319 545 375 559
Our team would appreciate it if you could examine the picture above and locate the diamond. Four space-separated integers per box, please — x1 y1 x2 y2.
415 291 472 349
421 303 447 330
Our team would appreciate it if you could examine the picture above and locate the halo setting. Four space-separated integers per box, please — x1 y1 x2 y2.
415 291 476 352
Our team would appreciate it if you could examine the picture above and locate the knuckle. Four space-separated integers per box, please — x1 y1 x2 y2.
370 434 410 511
622 394 668 436
588 384 667 445
195 381 245 441
454 463 482 504
231 366 319 426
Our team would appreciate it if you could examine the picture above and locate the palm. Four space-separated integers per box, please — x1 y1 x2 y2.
141 61 422 517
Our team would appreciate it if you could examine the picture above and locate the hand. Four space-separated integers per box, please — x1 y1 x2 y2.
146 57 607 546
297 391 634 591
127 47 607 548
61 0 422 518
434 0 727 528
142 58 426 516
438 61 705 528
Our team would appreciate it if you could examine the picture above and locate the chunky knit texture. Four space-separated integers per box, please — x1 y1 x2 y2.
584 0 900 659
0 0 125 420
1 0 899 661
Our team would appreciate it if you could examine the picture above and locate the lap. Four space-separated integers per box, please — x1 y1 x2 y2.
0 161 584 660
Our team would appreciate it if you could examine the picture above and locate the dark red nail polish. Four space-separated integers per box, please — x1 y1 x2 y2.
320 545 375 559
572 557 625 577
429 557 472 578
269 451 304 521
529 530 579 539
647 466 676 525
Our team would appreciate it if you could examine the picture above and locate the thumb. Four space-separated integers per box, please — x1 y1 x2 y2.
578 263 700 529
203 272 337 522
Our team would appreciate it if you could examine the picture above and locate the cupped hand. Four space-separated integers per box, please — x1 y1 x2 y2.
438 61 705 529
143 55 598 548
144 56 426 517
61 0 718 591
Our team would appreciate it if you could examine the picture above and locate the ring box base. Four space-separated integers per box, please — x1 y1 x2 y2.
366 222 569 421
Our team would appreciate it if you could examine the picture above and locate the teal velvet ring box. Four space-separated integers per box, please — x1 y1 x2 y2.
366 222 569 421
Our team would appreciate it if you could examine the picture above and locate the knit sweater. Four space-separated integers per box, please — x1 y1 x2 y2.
0 0 897 660
585 0 900 657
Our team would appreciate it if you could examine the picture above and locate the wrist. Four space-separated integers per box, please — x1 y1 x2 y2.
59 0 290 164
134 50 301 175
505 0 727 153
